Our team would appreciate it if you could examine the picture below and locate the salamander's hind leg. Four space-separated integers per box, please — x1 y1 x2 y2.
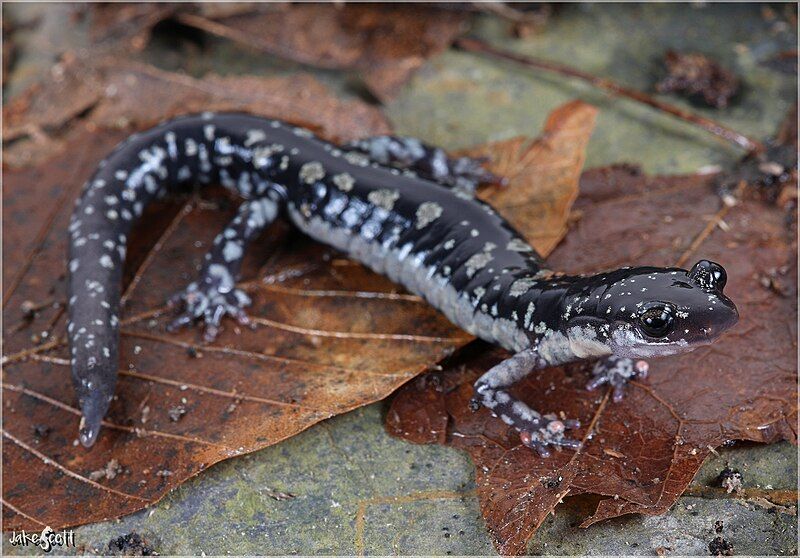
586 356 649 402
471 350 581 457
345 135 503 194
168 196 280 341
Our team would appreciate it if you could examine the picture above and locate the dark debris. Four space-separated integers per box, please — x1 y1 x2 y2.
167 405 187 422
715 466 744 494
89 458 124 482
541 475 563 489
20 300 38 321
758 266 790 297
33 424 51 438
715 139 797 222
107 532 158 556
656 50 740 109
709 536 735 556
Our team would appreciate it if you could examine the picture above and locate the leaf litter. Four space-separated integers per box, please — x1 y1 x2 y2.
72 3 469 102
2 50 593 531
173 3 468 102
2 55 391 169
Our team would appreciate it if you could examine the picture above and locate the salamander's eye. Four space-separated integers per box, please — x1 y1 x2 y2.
638 303 675 338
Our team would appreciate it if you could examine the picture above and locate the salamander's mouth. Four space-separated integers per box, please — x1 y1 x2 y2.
607 323 691 358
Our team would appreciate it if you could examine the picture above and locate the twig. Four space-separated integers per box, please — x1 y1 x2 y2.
455 37 765 155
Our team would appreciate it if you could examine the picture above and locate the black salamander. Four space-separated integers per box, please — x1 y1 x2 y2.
67 113 739 451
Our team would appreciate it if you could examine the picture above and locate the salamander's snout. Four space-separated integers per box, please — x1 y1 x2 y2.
716 295 738 333
687 260 738 340
700 297 738 340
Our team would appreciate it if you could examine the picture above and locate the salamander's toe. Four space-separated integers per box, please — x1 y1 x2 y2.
519 415 582 456
167 311 194 332
167 284 252 342
587 356 648 402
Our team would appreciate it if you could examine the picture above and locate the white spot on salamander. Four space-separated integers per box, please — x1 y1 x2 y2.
223 241 243 262
332 173 355 192
299 161 325 184
464 245 494 278
244 129 267 146
185 138 198 156
507 238 532 252
367 189 400 211
524 301 536 328
344 151 370 167
293 127 313 138
208 264 235 293
509 276 538 297
144 175 158 194
415 202 443 229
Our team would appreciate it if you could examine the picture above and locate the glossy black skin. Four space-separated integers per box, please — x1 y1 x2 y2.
66 112 738 448
560 265 738 354
68 113 541 445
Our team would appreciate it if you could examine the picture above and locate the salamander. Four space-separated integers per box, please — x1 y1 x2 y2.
67 112 739 451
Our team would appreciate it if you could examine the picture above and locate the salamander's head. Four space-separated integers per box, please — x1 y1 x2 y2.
565 260 738 359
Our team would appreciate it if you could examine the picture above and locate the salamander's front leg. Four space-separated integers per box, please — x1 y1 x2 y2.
586 356 649 402
168 196 280 341
471 349 581 457
345 135 503 193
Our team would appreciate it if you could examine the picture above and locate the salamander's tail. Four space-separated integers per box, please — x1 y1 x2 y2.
77 385 112 447
71 347 118 447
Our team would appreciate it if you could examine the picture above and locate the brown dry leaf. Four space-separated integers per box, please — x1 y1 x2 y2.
2 57 391 168
84 3 180 51
386 165 797 555
2 87 595 528
175 3 468 101
470 100 596 256
3 57 389 167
